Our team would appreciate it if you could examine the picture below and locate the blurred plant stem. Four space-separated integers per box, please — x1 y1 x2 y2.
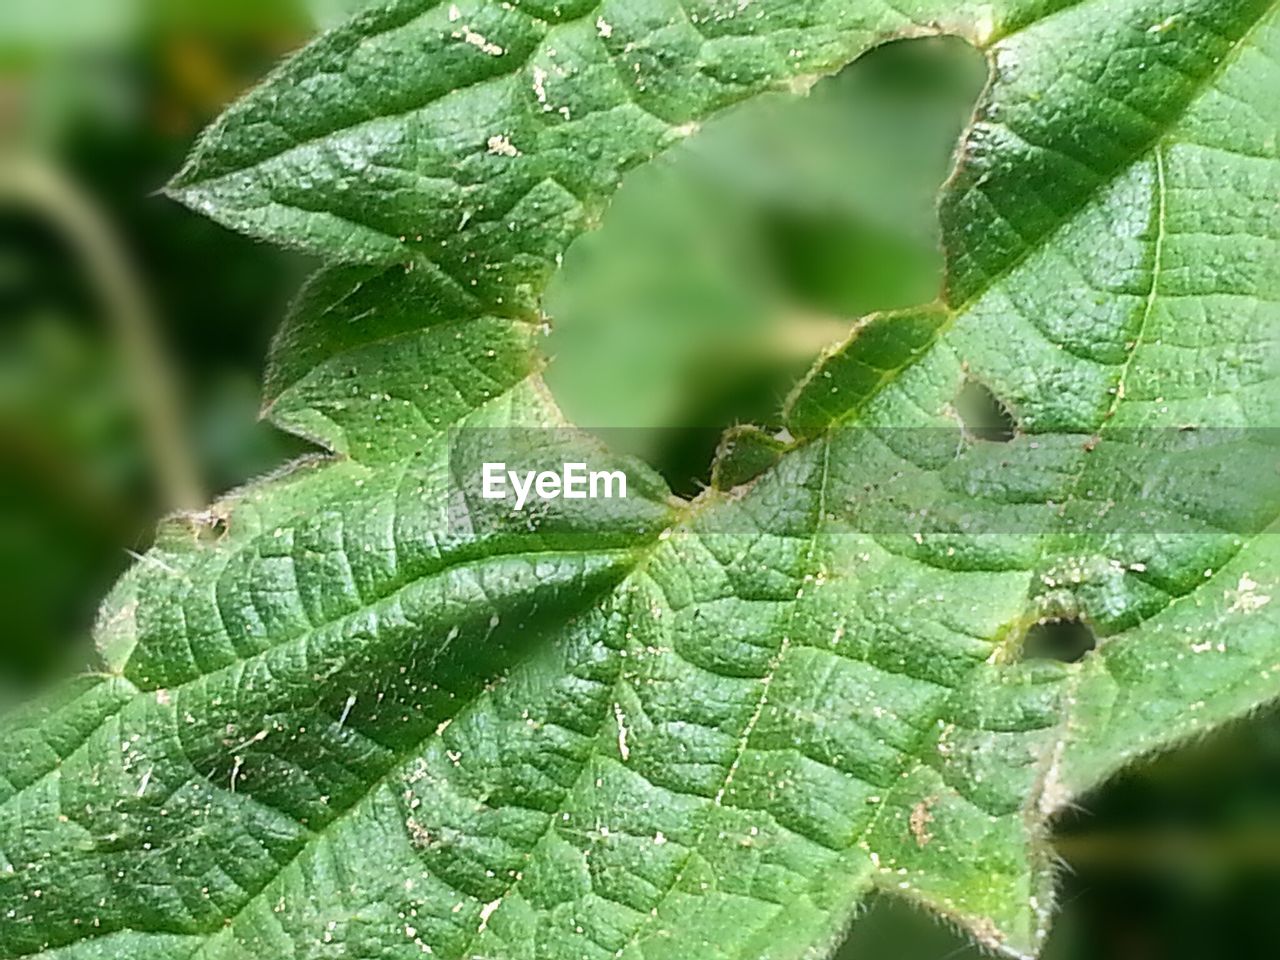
1057 829 1280 870
0 153 203 512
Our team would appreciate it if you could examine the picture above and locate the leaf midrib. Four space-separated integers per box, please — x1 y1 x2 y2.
0 539 641 830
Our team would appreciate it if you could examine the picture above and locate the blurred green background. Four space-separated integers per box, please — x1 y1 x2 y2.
2 4 1278 958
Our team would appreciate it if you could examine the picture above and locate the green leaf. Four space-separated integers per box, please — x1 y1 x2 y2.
3 2 1277 959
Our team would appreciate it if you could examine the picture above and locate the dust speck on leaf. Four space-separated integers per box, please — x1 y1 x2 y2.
487 134 519 157
909 797 936 847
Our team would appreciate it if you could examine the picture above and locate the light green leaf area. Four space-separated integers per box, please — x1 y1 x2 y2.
306 0 383 30
3 1 1278 959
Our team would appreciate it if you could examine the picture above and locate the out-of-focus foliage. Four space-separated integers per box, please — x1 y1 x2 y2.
303 0 382 30
0 1 316 697
0 309 141 694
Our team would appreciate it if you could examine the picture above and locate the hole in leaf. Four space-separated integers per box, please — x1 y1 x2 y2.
955 379 1016 442
544 37 988 495
1022 617 1097 663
